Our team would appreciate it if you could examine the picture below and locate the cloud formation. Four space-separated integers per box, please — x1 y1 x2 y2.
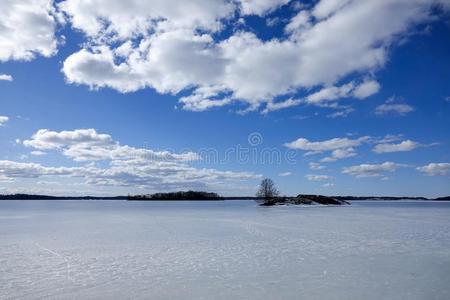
0 116 9 126
1 0 448 113
373 140 419 153
309 162 325 170
285 136 369 162
0 74 13 81
375 97 414 116
278 171 292 177
305 174 331 181
57 0 449 113
0 0 59 61
14 128 261 191
342 161 405 178
417 163 450 176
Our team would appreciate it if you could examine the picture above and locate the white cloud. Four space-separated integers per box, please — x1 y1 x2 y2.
285 136 368 151
0 116 9 126
342 161 405 178
327 107 354 118
59 0 449 113
0 74 13 81
23 128 198 162
286 136 370 162
59 0 235 39
417 163 450 176
305 79 379 106
23 128 114 150
5 128 261 191
239 0 291 16
0 160 74 178
352 79 381 99
305 174 331 181
265 79 380 113
0 0 58 61
375 103 414 116
305 82 355 106
262 98 302 114
30 151 47 156
377 134 404 143
321 147 357 162
278 171 292 177
375 97 414 116
309 162 325 170
373 140 419 153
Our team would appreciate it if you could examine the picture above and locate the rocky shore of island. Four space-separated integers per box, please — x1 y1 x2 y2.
259 194 350 206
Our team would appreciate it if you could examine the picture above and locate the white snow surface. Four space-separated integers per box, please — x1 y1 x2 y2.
1 200 449 299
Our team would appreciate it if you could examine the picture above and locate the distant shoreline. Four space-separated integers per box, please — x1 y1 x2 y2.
1 194 449 201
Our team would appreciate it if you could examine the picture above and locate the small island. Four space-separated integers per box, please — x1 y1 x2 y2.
254 178 350 206
259 195 350 206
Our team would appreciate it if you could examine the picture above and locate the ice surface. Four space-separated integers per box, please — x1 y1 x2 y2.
1 200 449 299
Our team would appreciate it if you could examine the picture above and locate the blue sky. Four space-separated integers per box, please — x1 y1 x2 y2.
1 0 450 197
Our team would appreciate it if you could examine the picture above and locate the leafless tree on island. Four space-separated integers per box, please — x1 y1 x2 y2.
256 178 280 205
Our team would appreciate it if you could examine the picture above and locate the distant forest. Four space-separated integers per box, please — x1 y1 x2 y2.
0 194 127 200
128 191 223 201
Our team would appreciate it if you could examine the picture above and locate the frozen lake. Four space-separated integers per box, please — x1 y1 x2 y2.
1 200 449 299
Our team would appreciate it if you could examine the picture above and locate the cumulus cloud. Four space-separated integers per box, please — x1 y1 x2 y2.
285 136 369 151
0 116 9 126
373 140 419 153
342 161 405 178
239 0 291 16
59 0 235 39
23 128 198 162
58 0 449 113
352 79 381 99
305 174 331 181
0 0 59 61
0 160 74 178
0 74 13 81
24 128 114 150
417 163 450 176
285 136 369 162
14 128 261 190
375 97 414 116
321 147 357 162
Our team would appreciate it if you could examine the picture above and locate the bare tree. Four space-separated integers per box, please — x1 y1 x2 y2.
256 178 279 199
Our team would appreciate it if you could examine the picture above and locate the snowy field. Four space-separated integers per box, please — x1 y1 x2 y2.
1 200 449 300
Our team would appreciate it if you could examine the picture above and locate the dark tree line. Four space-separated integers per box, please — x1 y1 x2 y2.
128 191 223 201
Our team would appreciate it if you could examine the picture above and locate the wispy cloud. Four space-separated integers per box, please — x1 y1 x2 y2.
375 97 414 116
305 174 331 181
342 162 406 178
278 172 292 177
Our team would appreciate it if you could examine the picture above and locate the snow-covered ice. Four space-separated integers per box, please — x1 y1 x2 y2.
1 200 449 299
